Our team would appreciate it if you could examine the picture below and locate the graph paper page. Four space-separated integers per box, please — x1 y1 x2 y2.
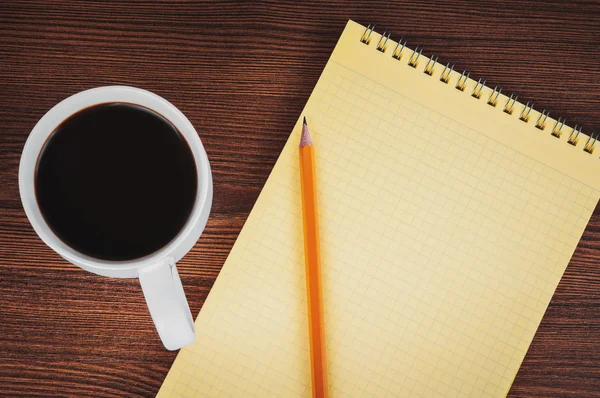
159 20 600 397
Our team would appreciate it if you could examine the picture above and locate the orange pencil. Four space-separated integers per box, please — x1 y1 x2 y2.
299 117 328 398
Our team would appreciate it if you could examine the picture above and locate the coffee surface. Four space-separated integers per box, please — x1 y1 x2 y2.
35 103 198 261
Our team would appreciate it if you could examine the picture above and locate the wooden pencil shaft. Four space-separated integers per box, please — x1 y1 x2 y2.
299 121 328 398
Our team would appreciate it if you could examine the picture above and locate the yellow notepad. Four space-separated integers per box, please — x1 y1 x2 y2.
159 20 600 397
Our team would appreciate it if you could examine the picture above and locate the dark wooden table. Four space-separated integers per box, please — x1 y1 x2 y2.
1 1 600 396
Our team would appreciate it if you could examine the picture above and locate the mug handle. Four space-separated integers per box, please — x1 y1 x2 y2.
138 257 195 350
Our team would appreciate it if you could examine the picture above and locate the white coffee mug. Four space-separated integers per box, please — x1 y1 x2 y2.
19 86 212 350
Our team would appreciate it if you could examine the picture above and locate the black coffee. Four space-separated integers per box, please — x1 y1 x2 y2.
35 103 198 261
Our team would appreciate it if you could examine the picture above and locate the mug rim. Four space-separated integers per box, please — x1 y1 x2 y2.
19 86 212 277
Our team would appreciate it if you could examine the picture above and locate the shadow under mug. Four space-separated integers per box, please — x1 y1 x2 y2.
19 86 212 350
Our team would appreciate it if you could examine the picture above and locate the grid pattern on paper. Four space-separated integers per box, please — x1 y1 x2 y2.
158 60 599 398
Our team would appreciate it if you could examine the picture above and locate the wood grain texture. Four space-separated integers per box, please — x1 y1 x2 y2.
0 0 599 396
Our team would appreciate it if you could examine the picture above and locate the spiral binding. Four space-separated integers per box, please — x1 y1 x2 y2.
551 117 566 138
440 62 454 84
503 93 518 115
535 109 550 130
487 86 502 107
472 78 486 99
359 24 596 156
408 47 422 68
456 70 470 92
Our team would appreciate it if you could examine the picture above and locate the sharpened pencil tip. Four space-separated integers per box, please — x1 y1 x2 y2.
300 117 313 147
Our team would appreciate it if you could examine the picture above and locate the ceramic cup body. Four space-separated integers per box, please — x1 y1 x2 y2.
19 86 212 350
